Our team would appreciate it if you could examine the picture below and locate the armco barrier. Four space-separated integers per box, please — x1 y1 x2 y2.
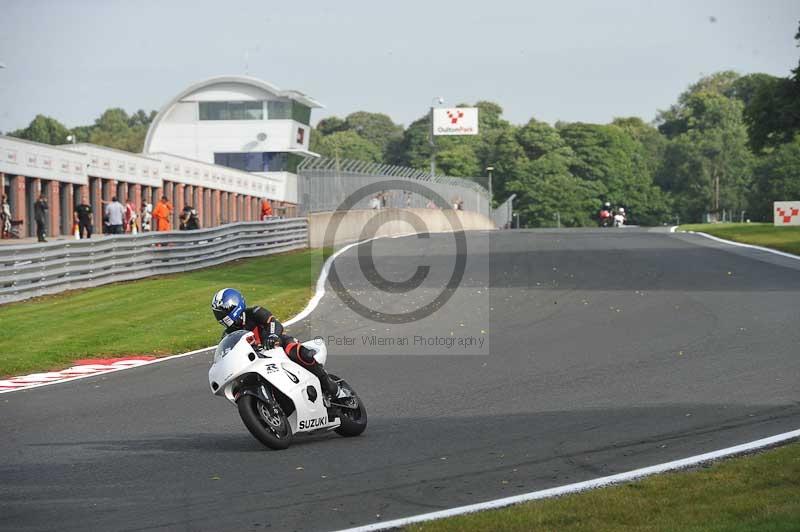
0 219 308 305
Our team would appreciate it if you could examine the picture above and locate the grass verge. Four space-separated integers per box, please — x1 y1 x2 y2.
409 441 800 532
0 249 321 377
678 223 800 256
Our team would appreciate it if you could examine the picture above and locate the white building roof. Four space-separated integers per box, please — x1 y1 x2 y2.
143 75 323 154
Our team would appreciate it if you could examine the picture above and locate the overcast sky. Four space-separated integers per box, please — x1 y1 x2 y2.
0 0 798 134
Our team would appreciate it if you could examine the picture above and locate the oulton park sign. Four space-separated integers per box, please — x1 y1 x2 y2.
774 201 800 226
433 108 479 136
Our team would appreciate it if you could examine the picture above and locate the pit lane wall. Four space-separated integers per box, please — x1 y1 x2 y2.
307 208 495 247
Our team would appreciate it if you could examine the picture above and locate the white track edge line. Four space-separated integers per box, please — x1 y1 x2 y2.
673 228 800 261
0 347 215 395
283 237 378 326
335 428 800 532
0 237 380 395
691 231 800 260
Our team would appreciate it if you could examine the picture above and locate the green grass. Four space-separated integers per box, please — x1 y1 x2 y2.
0 249 322 377
678 223 800 255
409 442 800 532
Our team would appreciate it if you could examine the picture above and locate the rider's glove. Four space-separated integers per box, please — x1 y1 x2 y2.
266 334 280 349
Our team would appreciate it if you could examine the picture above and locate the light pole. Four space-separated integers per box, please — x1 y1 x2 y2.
429 96 443 175
485 166 494 208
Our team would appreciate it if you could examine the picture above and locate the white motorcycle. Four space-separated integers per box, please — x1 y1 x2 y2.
209 330 367 450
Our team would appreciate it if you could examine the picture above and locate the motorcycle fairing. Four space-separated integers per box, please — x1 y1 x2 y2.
208 333 340 434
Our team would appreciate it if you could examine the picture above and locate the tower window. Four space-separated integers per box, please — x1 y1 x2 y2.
199 101 263 120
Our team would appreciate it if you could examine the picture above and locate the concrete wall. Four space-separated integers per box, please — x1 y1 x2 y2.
307 208 495 248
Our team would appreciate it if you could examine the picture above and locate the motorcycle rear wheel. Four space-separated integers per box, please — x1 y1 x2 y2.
238 394 293 450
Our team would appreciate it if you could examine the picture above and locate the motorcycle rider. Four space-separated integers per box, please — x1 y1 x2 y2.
599 201 612 227
211 288 348 399
614 207 626 227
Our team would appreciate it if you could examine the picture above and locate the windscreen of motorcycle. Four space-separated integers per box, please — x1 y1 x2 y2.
214 330 250 363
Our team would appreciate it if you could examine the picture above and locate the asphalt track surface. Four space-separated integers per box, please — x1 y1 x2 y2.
2 228 800 531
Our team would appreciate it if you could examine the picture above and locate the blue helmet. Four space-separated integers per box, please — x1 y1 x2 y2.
211 288 246 327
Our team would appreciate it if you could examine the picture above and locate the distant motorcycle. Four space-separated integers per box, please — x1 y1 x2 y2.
208 330 367 450
613 208 627 227
599 209 613 227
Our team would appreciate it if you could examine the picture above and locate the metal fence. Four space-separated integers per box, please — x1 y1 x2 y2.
492 194 516 228
297 157 491 217
0 219 308 305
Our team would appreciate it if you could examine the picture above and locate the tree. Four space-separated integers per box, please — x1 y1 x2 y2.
313 112 404 164
742 75 800 153
739 23 800 153
314 130 383 163
395 115 434 170
503 119 598 227
516 118 565 160
748 136 800 221
507 148 603 227
88 108 152 152
128 109 157 128
656 71 741 138
657 93 753 222
71 125 93 143
462 101 515 173
316 116 347 136
436 144 481 178
729 73 778 107
8 115 70 145
483 128 525 203
558 120 671 224
557 122 636 189
611 117 668 187
343 111 403 160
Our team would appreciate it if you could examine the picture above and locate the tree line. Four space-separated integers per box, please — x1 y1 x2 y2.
7 23 799 227
6 108 157 154
311 23 800 226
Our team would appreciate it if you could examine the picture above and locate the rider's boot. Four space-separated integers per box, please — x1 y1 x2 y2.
307 363 345 398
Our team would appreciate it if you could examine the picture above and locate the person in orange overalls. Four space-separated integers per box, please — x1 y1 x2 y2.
152 195 173 232
260 199 273 220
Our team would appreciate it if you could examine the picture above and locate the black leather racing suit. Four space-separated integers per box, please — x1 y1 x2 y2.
223 306 338 395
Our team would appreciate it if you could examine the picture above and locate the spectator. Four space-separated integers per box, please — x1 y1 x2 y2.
74 195 93 239
370 194 381 210
34 193 48 242
179 205 200 230
124 197 138 233
260 199 273 220
141 202 153 232
105 196 126 235
152 195 173 232
1 195 11 239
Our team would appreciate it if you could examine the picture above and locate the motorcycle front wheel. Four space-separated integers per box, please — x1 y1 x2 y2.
237 394 293 450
